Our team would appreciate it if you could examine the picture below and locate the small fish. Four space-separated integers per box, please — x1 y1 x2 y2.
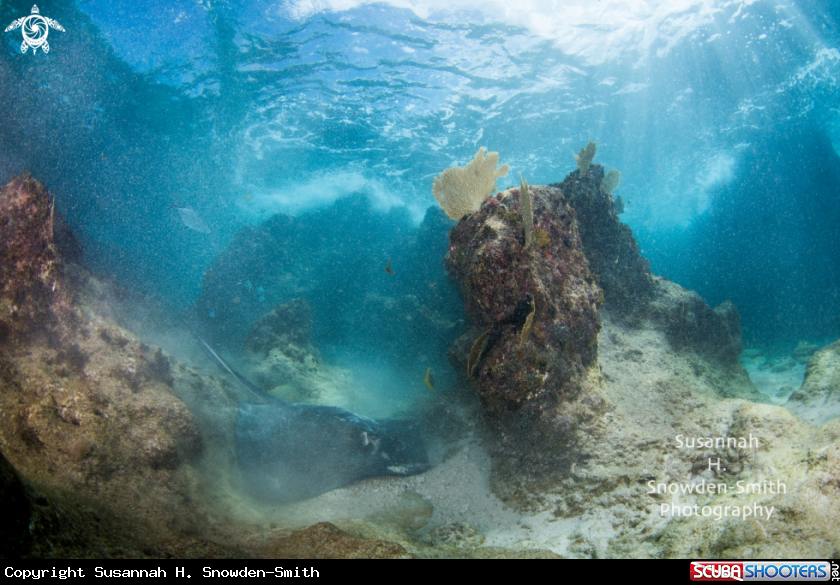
169 205 211 234
428 282 437 288
385 260 394 275
424 367 436 394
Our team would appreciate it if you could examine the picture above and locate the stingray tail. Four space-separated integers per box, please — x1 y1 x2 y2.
175 311 268 403
195 336 267 402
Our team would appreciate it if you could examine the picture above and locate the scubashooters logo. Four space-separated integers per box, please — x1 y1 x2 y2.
691 561 833 581
4 5 65 54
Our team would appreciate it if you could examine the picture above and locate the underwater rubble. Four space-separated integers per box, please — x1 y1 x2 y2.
786 341 840 427
0 170 838 558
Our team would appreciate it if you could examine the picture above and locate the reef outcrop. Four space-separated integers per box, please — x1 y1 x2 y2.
552 164 654 316
0 173 78 342
556 165 750 388
0 174 215 556
445 162 760 493
189 196 464 379
445 182 605 475
241 297 354 403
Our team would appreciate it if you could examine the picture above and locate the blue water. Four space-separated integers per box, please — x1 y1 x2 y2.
2 0 840 353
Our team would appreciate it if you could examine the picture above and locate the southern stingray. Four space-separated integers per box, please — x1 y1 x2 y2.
236 399 429 502
195 336 429 502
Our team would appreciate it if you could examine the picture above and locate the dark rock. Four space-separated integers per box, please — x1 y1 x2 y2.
243 298 314 356
554 165 654 316
553 166 746 371
0 449 32 558
644 278 744 365
0 173 67 340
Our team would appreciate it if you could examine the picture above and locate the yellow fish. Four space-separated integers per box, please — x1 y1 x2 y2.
424 367 436 394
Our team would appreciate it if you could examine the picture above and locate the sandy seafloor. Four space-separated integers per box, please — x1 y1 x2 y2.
740 353 807 405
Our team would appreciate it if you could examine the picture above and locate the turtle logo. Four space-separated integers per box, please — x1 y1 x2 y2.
4 5 65 54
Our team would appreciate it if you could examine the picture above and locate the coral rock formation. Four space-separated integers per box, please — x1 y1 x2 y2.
445 183 603 471
447 163 765 501
241 297 354 403
556 164 754 398
0 172 76 341
244 297 316 357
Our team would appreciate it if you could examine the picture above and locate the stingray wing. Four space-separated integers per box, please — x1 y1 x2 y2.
4 18 24 33
46 18 65 32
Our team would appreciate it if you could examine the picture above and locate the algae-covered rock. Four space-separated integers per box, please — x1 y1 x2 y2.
446 184 601 406
243 297 315 355
241 298 356 403
0 174 213 549
556 164 654 316
445 184 602 465
644 280 744 365
266 522 410 559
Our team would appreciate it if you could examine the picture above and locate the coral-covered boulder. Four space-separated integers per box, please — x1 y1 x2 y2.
445 184 602 424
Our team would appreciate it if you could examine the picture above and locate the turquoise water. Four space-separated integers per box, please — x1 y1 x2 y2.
3 1 839 348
